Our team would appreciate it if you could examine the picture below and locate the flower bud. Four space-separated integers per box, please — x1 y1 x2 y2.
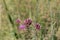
16 19 20 24
24 18 32 25
35 23 40 30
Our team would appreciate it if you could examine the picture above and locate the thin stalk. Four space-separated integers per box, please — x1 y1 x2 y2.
29 1 32 19
24 1 32 40
36 0 41 40
3 0 8 11
14 0 21 18
2 0 20 40
50 3 54 40
25 26 31 40
36 0 40 22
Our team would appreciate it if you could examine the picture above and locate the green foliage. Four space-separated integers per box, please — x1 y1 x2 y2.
1 0 60 40
8 14 14 26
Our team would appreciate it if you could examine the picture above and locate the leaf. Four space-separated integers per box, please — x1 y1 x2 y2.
8 14 14 25
14 32 19 39
53 35 57 40
3 0 8 11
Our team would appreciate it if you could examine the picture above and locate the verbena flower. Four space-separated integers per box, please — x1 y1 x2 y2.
35 23 40 30
24 18 32 25
16 19 20 24
19 24 26 29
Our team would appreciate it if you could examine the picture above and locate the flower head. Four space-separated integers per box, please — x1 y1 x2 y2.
24 18 32 25
19 24 26 30
35 23 40 30
16 19 20 24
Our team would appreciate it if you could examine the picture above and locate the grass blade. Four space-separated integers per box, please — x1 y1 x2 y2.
8 14 14 25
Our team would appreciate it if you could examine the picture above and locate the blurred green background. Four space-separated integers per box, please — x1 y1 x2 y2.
0 0 60 40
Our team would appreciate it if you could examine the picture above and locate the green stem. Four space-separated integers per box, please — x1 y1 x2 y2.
50 3 54 40
2 0 20 40
25 26 31 40
3 0 8 11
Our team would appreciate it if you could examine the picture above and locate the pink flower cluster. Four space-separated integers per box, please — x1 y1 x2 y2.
16 18 40 30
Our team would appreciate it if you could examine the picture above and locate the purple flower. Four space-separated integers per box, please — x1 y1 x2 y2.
24 18 32 25
19 24 26 29
35 23 40 30
16 19 20 24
